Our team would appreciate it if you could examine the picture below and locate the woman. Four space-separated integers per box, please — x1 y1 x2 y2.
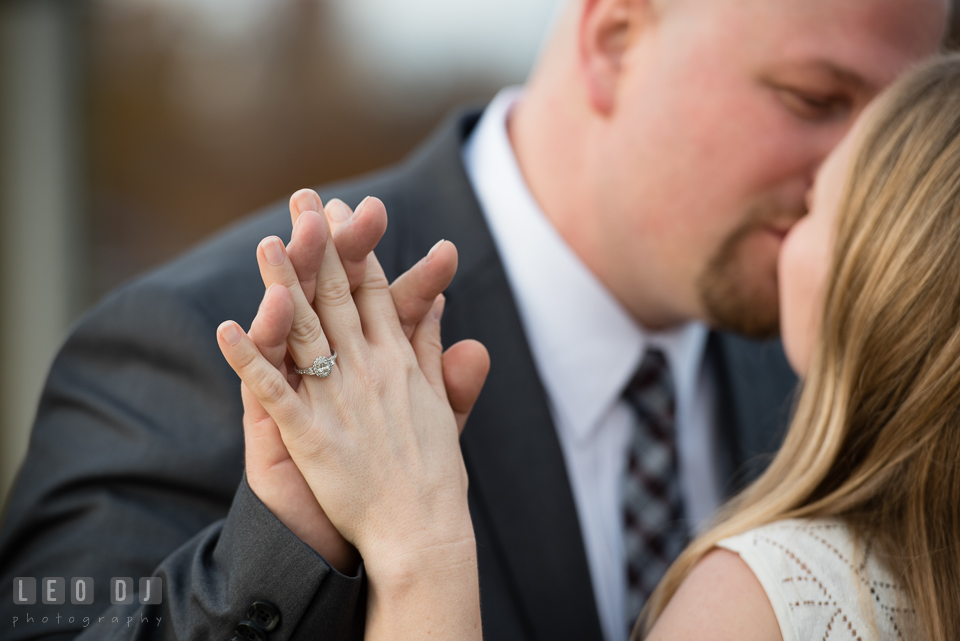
218 54 960 640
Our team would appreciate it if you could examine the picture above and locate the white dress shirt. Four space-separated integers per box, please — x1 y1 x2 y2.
462 87 723 641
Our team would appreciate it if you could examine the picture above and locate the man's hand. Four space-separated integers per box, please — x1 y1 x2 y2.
242 190 489 573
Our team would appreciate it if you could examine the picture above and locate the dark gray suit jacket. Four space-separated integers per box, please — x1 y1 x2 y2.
0 109 797 640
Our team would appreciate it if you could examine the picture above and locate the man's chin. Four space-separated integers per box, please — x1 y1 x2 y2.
697 222 787 339
703 294 780 339
697 263 781 339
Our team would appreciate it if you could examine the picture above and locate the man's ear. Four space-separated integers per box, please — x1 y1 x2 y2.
579 0 655 114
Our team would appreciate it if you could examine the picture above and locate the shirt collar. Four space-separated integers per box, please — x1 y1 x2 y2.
462 87 708 444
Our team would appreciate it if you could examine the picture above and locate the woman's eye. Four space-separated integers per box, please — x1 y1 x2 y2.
777 88 849 122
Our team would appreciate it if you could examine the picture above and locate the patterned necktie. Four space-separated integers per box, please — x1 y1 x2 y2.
621 348 689 631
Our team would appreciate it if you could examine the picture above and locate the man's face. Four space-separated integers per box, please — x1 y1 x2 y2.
587 0 945 336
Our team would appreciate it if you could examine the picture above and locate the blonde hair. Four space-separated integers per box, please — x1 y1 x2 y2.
640 54 960 641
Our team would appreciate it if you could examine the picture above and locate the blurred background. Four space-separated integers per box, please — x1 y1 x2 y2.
2 0 960 509
0 0 564 507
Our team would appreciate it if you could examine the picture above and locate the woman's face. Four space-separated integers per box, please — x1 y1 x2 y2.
778 128 858 376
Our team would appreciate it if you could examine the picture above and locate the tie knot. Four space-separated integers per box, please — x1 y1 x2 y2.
626 348 672 393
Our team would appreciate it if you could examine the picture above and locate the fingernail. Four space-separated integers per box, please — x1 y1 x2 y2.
328 199 351 222
295 189 320 214
426 239 445 262
433 294 446 321
263 237 285 265
220 322 241 346
356 195 370 214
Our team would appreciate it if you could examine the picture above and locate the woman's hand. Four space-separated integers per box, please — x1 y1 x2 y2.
218 198 486 639
241 191 489 577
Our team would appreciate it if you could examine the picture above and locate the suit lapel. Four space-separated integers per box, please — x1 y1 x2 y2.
451 257 604 640
709 331 799 496
377 111 605 640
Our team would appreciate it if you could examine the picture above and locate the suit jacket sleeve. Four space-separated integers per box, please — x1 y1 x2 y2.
0 266 364 640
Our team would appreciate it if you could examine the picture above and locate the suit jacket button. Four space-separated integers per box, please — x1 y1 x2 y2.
234 620 267 641
246 600 281 632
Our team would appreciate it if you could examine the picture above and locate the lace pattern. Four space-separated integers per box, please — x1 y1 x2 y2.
717 519 915 641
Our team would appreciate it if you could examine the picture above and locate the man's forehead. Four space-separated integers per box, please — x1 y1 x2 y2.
747 0 947 48
725 0 948 89
716 0 950 23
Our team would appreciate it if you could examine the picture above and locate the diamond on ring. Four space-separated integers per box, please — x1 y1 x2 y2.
294 350 337 377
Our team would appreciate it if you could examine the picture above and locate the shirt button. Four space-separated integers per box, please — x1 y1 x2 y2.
246 600 281 632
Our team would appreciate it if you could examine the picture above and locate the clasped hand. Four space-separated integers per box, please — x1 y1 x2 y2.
216 191 488 637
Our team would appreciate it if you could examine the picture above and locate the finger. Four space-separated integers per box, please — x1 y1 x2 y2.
310 216 367 358
242 383 294 470
243 284 295 426
217 320 307 435
257 235 333 373
247 283 295 369
442 340 490 435
411 295 446 397
286 209 327 305
390 240 458 339
325 197 388 292
353 249 407 345
324 198 402 345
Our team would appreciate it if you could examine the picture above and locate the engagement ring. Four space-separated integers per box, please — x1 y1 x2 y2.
294 350 338 377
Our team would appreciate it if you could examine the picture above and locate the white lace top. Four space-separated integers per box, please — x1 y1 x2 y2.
717 519 916 641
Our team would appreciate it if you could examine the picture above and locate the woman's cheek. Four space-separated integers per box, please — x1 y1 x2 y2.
778 224 814 377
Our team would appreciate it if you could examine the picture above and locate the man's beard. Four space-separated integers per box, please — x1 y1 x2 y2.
696 200 805 339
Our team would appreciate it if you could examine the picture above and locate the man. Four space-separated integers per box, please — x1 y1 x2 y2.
0 0 948 640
